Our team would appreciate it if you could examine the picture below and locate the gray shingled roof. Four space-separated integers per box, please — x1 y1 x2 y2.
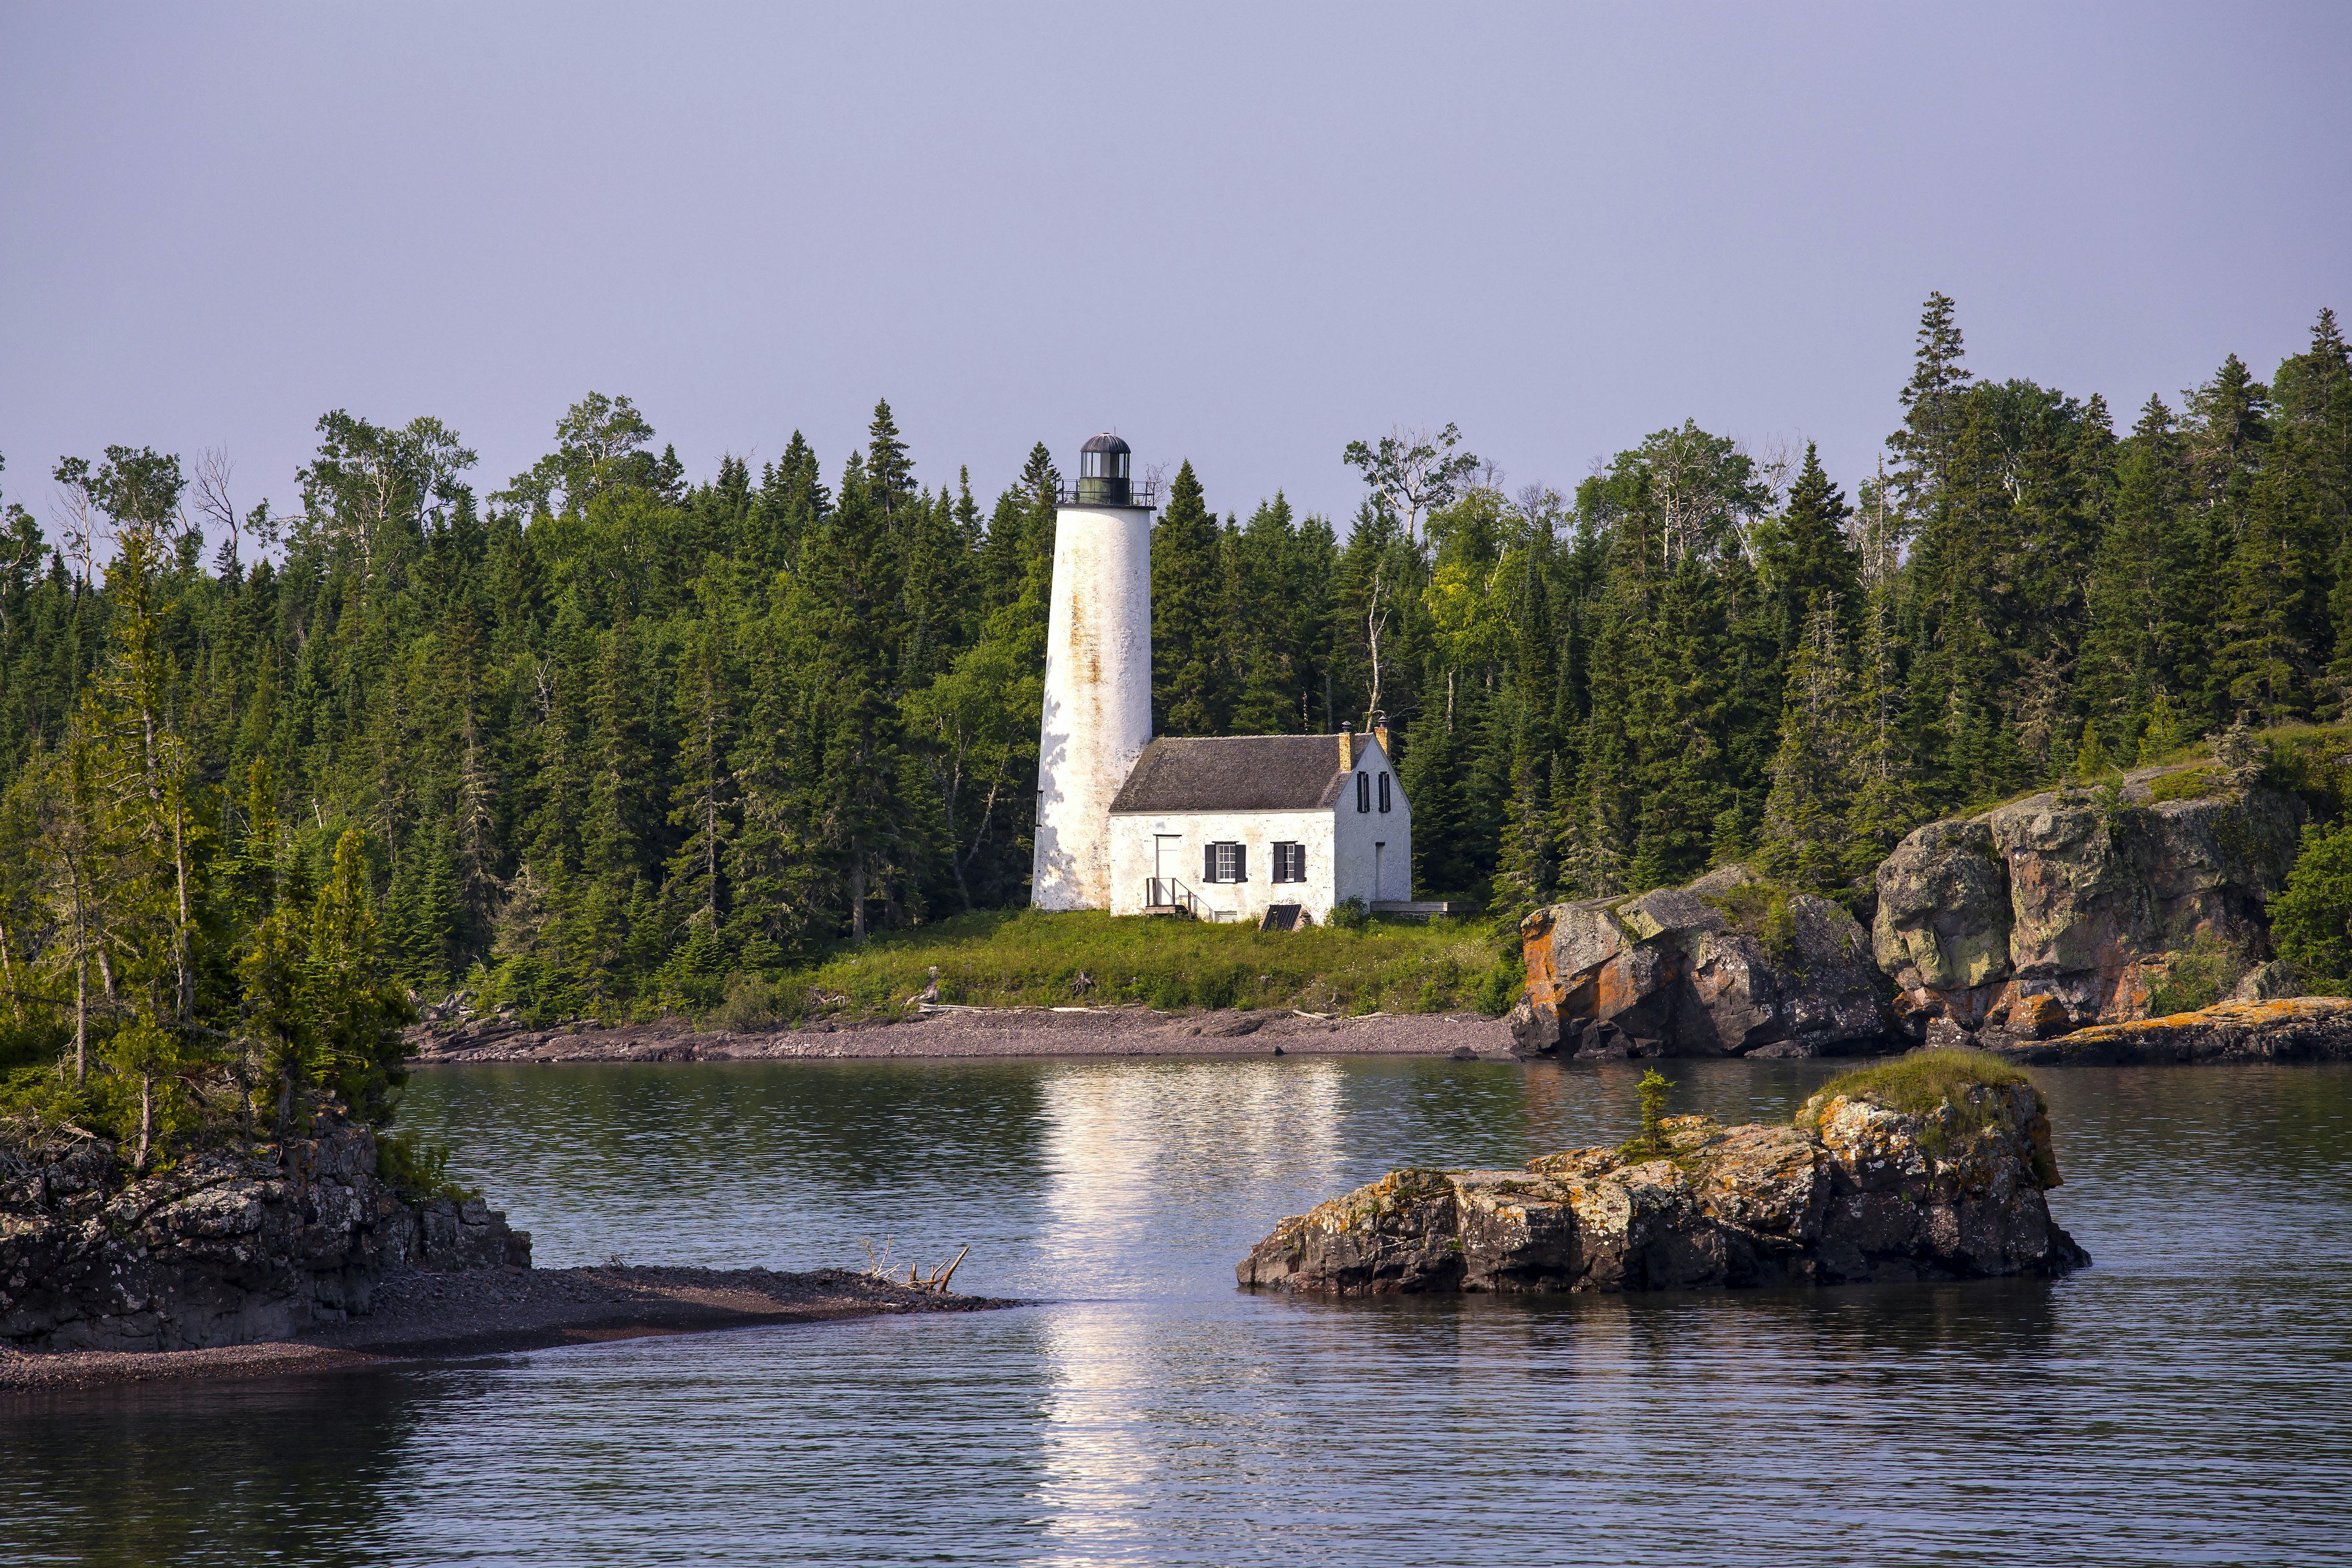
1109 735 1359 814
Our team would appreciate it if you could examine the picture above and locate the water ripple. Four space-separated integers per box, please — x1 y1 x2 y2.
7 1058 2348 1566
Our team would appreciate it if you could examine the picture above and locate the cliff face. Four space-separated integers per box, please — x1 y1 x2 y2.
1873 777 2304 1037
1236 1079 2086 1295
1512 865 1890 1059
0 1120 529 1352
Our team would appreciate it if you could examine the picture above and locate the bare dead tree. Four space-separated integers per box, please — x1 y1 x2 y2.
50 481 97 590
194 448 239 561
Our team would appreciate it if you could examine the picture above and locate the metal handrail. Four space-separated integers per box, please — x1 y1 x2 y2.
1145 877 1201 916
1056 480 1159 508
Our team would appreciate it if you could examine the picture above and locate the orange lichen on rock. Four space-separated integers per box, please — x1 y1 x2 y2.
1978 995 2352 1065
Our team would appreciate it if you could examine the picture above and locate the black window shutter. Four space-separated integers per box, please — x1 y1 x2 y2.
1357 772 1370 812
1204 843 1217 883
1379 772 1392 813
1235 843 1248 883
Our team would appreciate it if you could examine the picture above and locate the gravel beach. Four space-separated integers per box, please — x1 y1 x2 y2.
407 1005 1516 1066
1 1265 1001 1393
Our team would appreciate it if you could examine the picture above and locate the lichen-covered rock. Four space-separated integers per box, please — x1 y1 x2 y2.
2231 959 2307 1002
1873 771 2304 1035
0 1118 529 1352
1512 866 1890 1059
1985 995 2352 1065
1236 1081 2085 1295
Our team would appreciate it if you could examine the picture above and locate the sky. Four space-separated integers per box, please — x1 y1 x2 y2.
2 2 2347 540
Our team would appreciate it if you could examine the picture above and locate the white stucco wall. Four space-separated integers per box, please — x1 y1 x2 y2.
1033 502 1155 911
1333 736 1412 905
1102 738 1412 922
1107 809 1341 922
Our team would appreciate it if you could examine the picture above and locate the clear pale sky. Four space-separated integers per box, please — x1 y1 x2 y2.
2 3 2345 536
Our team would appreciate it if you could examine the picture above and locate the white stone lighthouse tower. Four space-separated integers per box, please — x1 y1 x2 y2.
1033 434 1156 911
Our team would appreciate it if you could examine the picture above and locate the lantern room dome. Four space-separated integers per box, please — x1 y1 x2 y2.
1073 432 1136 506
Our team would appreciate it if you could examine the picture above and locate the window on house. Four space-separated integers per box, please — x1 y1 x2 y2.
1272 842 1306 883
1356 772 1370 813
1204 841 1248 883
1378 772 1392 813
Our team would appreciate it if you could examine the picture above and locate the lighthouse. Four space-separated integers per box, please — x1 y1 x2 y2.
1033 434 1157 910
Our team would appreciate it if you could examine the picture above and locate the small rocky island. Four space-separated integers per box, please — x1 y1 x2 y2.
1237 1052 2087 1294
2 1110 993 1385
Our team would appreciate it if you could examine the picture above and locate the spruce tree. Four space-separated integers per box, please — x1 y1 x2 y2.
1491 533 1559 921
1757 442 1860 654
1759 606 1858 891
1887 291 1974 532
1152 461 1230 735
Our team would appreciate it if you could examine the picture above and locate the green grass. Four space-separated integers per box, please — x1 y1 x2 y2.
2144 764 2223 804
717 908 1525 1025
1805 1047 2038 1121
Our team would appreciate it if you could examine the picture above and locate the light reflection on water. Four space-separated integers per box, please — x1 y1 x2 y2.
6 1056 2350 1567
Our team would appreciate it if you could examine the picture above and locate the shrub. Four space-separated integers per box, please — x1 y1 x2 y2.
377 1132 478 1199
1472 950 1525 1015
2145 931 2247 1016
1329 897 1372 931
2269 819 2352 992
1702 879 1802 966
713 972 785 1032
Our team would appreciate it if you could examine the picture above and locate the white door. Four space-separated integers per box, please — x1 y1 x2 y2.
1155 835 1180 900
1373 842 1385 902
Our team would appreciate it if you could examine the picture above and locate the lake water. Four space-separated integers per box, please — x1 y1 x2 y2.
7 1055 2351 1567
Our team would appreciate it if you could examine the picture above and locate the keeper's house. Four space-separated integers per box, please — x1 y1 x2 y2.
1030 430 1422 926
1104 728 1409 925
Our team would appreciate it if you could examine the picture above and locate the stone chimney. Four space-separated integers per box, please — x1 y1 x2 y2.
1339 722 1355 771
1371 712 1390 758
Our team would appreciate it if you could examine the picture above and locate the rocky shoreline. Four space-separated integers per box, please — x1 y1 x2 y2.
406 1004 1516 1065
2 1110 1007 1391
1981 995 2352 1065
1 1264 1005 1392
2 1117 529 1354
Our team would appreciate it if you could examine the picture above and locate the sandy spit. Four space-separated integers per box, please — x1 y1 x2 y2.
1 1265 1002 1394
406 1005 1517 1067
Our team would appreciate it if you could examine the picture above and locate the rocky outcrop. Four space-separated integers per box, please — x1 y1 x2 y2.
1874 772 2304 1037
1510 866 1890 1058
1237 1072 2086 1294
1984 995 2352 1065
0 1118 529 1352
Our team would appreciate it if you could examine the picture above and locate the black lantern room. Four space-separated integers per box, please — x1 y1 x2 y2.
1075 433 1133 505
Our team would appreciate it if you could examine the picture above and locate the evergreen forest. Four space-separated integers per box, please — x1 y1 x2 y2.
2 295 2349 1139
